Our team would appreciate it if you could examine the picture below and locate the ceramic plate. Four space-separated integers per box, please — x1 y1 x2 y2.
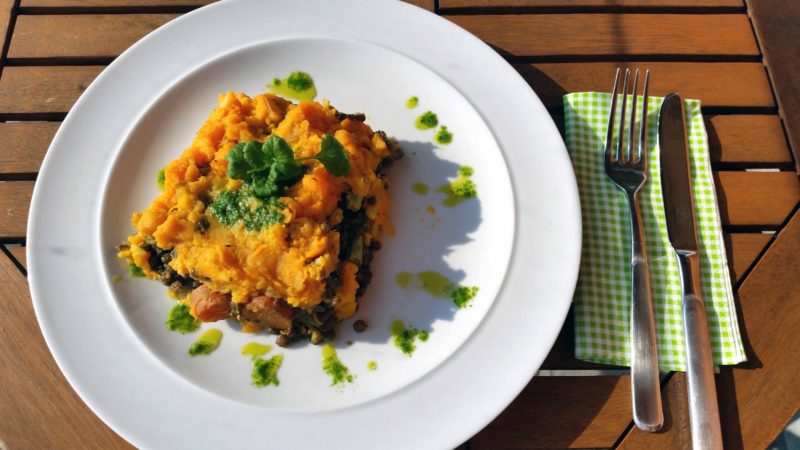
28 1 581 448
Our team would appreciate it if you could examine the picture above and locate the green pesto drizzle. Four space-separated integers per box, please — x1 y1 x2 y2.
241 342 272 357
406 96 419 109
166 303 200 334
367 360 378 371
208 185 285 232
128 262 145 277
390 320 429 356
267 71 317 101
188 329 223 356
450 286 480 308
395 271 480 308
415 111 438 130
411 181 429 195
112 274 122 283
156 168 165 190
436 166 477 207
251 354 284 388
434 126 453 144
322 343 354 387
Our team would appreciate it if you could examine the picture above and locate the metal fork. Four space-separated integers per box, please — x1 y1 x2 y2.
604 67 663 432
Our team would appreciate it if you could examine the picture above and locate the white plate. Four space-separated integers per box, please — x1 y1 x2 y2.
27 0 581 448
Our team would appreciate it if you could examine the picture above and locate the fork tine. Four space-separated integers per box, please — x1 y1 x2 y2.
637 69 651 166
616 68 630 162
627 69 639 164
605 68 621 163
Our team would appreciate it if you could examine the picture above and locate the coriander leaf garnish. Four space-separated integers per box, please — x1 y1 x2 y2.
243 141 268 172
226 143 250 180
299 134 351 177
262 135 294 164
225 134 350 200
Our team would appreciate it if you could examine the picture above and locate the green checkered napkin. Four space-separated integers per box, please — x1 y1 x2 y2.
564 92 746 371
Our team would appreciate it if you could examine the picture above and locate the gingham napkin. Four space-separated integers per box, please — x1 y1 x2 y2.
564 92 746 371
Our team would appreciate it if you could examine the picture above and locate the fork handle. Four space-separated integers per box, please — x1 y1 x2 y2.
627 192 664 432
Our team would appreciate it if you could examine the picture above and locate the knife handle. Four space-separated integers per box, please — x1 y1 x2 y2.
677 251 723 450
627 193 664 432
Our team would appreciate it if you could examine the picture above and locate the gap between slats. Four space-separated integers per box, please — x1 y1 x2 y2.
1 243 26 274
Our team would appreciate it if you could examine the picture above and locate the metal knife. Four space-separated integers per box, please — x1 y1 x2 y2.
659 93 724 450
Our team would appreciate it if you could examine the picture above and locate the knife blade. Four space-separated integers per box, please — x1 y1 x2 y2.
659 93 723 450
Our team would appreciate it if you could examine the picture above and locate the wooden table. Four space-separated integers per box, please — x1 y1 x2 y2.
1 0 798 448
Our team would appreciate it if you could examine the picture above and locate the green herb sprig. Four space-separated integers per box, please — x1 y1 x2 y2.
226 135 350 199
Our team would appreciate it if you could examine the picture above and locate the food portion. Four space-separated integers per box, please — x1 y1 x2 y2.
118 91 402 346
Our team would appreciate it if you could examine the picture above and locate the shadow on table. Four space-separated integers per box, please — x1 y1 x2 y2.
470 374 630 448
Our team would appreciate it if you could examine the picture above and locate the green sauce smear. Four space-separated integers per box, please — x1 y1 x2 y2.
111 274 122 283
450 286 480 309
415 111 438 130
128 262 145 277
411 181 429 195
208 185 284 231
251 354 284 388
166 303 200 334
434 126 453 145
406 96 419 109
367 360 378 371
391 320 430 356
322 343 354 387
395 271 480 308
436 165 477 207
267 71 317 101
188 329 223 356
156 168 166 190
241 342 272 357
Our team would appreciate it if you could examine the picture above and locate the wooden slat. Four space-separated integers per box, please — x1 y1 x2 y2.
748 0 800 174
445 14 759 56
403 0 435 10
6 245 26 269
706 115 792 163
20 0 426 10
521 62 773 108
726 233 771 281
619 207 800 449
0 0 13 59
9 14 179 59
22 0 212 5
0 122 59 174
441 0 743 7
471 376 631 449
0 182 34 238
0 252 133 449
0 66 103 114
715 172 800 226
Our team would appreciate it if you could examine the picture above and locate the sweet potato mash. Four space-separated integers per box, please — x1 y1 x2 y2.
118 92 402 345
